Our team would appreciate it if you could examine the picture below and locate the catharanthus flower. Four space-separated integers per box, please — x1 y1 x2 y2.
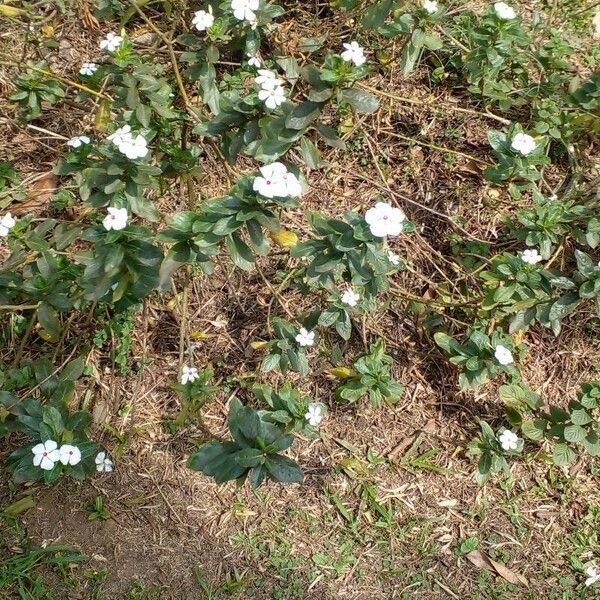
585 566 600 587
510 132 536 156
422 0 438 14
493 2 516 19
32 440 60 471
192 8 214 31
498 429 519 451
253 162 301 198
520 248 542 265
67 135 90 148
388 251 401 266
103 207 128 231
108 125 148 160
181 365 200 385
100 32 123 53
58 444 82 466
259 85 286 109
254 69 284 89
95 451 113 472
118 134 149 160
305 403 324 427
0 212 16 237
341 288 360 307
79 62 98 76
107 124 132 147
341 41 366 67
494 344 514 365
231 0 259 22
247 53 261 68
295 327 315 347
365 202 406 238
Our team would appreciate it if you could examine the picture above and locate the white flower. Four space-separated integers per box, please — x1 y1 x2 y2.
259 86 286 109
282 171 302 197
341 41 366 67
231 0 259 22
253 162 289 198
341 288 360 307
247 53 261 68
494 2 516 19
388 251 400 266
0 212 16 237
58 444 82 466
117 134 149 160
67 135 90 148
100 32 123 53
520 249 542 265
510 132 536 156
181 365 199 385
32 440 60 471
422 0 438 14
494 344 514 365
79 62 98 76
192 9 214 31
103 207 128 231
295 327 315 347
585 566 600 587
95 451 113 473
498 429 519 451
254 69 284 90
365 202 406 237
107 124 133 147
305 404 324 427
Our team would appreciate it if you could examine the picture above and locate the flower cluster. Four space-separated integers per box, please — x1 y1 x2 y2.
0 212 16 237
254 69 286 109
32 440 81 470
253 162 301 198
107 124 149 160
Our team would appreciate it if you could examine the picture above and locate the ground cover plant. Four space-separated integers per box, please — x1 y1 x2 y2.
0 0 599 597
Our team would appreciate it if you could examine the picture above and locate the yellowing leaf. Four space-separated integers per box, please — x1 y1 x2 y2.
0 4 23 17
190 331 209 341
41 24 54 37
328 367 357 379
339 116 354 135
250 341 269 350
95 99 112 132
270 229 298 248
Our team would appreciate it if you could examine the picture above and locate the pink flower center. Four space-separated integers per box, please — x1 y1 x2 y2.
43 452 48 457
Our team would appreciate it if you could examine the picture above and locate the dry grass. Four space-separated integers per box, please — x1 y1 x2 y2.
1 1 600 599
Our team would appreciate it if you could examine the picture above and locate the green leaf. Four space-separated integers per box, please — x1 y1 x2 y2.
265 455 303 483
521 419 546 442
338 88 379 114
38 302 61 340
564 424 587 444
553 443 576 466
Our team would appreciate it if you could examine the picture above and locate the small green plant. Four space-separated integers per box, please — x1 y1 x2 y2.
171 365 218 428
434 328 521 389
469 421 523 484
187 398 303 488
10 62 66 120
87 496 111 521
335 339 404 407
